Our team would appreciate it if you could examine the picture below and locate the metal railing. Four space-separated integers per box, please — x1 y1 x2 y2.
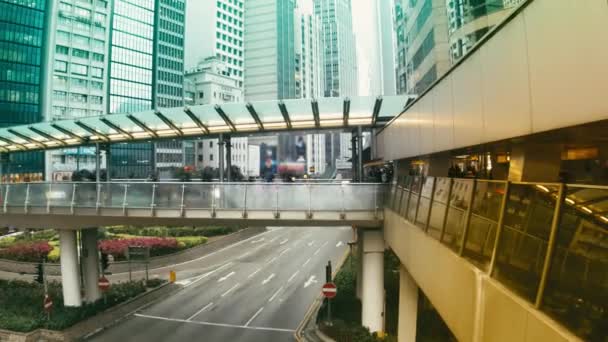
0 181 387 220
386 176 607 341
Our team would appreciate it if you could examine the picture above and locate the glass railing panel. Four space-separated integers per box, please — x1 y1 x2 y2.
49 183 75 207
414 177 435 229
492 183 560 302
125 183 154 209
463 181 506 269
442 179 474 252
407 176 423 221
73 183 97 208
183 183 214 209
153 183 182 209
216 183 246 210
542 185 607 341
0 184 5 208
27 183 48 207
399 186 409 217
311 183 342 211
279 184 309 210
428 178 451 240
99 183 127 208
5 184 27 206
245 183 277 210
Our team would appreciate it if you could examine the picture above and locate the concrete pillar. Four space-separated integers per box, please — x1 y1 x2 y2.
361 229 384 333
59 230 82 307
398 265 418 342
219 133 225 182
82 228 101 303
356 229 363 300
95 143 101 182
105 146 111 183
357 126 363 182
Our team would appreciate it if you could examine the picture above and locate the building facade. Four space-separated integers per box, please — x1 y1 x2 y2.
294 0 321 99
0 0 53 181
447 0 525 62
314 0 358 98
185 0 244 89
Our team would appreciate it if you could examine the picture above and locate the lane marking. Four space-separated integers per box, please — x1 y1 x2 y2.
251 238 265 244
245 307 264 327
218 271 235 282
336 241 343 247
279 247 291 256
279 238 289 245
261 273 275 285
321 241 328 248
134 314 295 333
307 241 315 247
183 262 233 288
287 270 299 283
304 275 317 288
302 258 311 267
269 236 279 243
313 248 321 256
247 268 262 279
267 256 278 264
268 286 283 302
221 283 240 297
186 302 213 321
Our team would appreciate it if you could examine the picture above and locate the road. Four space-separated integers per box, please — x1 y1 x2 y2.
88 226 352 342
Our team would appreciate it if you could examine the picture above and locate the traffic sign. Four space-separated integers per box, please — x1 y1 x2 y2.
98 276 110 292
43 294 53 312
322 282 337 299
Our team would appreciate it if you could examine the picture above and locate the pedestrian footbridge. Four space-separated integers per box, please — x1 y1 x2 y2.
0 182 386 228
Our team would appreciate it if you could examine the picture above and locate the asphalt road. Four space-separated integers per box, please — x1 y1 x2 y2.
88 226 352 342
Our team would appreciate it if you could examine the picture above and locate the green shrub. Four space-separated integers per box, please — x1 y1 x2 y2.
145 278 165 288
176 236 207 249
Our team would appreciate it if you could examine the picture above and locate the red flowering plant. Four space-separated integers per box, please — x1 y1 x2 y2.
98 237 180 260
0 241 52 262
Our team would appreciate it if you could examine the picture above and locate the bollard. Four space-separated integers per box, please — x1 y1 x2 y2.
169 270 176 283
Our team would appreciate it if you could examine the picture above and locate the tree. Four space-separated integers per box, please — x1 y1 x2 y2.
228 165 244 181
172 167 192 182
35 262 44 284
200 166 217 182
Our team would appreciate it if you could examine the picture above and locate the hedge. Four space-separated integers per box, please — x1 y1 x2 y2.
0 241 51 262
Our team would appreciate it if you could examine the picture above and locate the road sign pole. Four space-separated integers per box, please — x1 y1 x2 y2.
327 298 332 325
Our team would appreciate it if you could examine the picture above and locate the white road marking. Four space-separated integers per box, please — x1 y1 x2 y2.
279 247 291 256
251 238 265 244
218 271 235 282
313 248 321 256
302 258 311 267
268 286 284 302
244 307 264 327
269 236 279 243
304 275 317 288
262 273 275 285
336 241 343 247
287 270 299 283
279 238 289 245
307 241 315 247
183 262 233 288
321 241 328 248
134 314 295 333
221 283 240 297
247 268 262 279
267 256 278 264
186 302 213 321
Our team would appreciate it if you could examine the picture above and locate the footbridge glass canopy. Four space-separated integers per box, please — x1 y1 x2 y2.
0 95 413 153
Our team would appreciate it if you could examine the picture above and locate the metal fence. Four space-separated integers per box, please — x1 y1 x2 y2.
0 181 387 218
386 176 607 341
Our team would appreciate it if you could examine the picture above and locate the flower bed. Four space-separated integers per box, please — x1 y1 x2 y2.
0 242 51 262
98 237 180 260
0 279 156 332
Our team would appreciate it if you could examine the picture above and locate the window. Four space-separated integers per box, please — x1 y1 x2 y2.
92 53 104 62
209 141 213 148
198 92 204 98
53 91 67 100
90 95 102 105
54 60 68 72
91 67 103 78
70 93 87 103
70 63 88 75
56 45 69 55
198 155 203 162
210 154 214 161
72 48 89 59
91 81 103 90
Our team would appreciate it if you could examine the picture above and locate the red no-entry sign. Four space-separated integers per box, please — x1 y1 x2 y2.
98 276 110 292
322 282 337 299
43 294 53 312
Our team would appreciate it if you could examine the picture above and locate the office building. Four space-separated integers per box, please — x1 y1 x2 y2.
393 0 407 94
0 0 52 181
244 0 296 101
185 0 244 89
294 0 321 99
314 0 358 97
447 0 526 62
377 0 396 96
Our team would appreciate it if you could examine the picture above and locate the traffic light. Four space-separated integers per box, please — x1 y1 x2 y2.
101 253 109 273
35 263 44 284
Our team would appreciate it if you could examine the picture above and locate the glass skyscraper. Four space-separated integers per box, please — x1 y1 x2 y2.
0 0 51 181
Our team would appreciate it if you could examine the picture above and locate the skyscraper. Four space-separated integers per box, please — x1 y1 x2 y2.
185 0 244 89
244 0 296 101
314 0 358 98
393 0 408 94
294 0 321 99
0 0 52 181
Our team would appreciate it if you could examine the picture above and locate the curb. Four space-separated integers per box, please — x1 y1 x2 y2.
294 247 350 342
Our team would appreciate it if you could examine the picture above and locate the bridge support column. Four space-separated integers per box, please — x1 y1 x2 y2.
219 134 225 182
357 126 363 182
82 228 101 303
356 230 363 299
361 229 384 334
59 230 82 307
226 136 232 182
398 265 418 342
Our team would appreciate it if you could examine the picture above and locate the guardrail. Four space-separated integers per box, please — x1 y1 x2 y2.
0 182 386 221
386 176 607 341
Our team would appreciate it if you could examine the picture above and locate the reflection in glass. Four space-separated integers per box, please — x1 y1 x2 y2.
442 179 473 252
493 183 559 302
428 178 451 240
414 177 435 229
